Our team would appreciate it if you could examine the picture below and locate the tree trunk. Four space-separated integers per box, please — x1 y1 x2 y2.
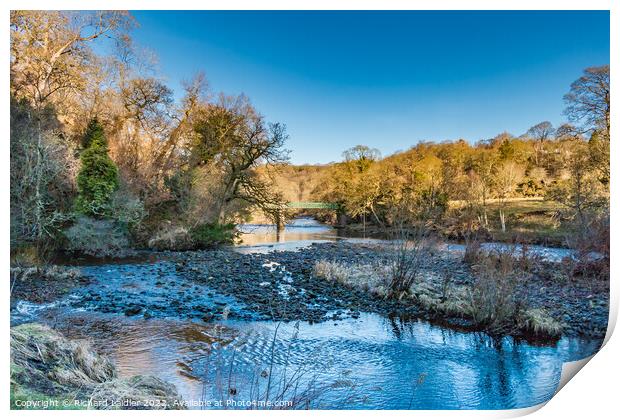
369 204 383 227
499 209 506 233
217 176 238 224
481 191 488 227
362 213 366 238
34 115 43 242
275 210 285 231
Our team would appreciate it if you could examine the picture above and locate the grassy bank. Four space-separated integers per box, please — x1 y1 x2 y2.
313 246 565 341
10 323 185 410
338 198 572 247
475 199 568 246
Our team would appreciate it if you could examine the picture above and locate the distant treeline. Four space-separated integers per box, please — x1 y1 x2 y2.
270 65 609 239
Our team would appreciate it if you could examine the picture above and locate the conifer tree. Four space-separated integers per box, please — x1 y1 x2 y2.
75 118 119 217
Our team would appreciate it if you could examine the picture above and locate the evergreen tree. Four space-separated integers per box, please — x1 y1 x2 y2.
75 118 119 217
81 117 106 149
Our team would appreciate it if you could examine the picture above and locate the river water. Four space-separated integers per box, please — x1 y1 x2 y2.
10 217 601 410
237 217 575 261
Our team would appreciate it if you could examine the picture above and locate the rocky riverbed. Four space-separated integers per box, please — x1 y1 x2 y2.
11 241 609 340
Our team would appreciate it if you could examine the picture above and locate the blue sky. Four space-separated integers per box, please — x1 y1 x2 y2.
128 10 609 164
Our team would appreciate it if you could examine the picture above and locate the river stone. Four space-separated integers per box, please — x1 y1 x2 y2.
124 305 142 316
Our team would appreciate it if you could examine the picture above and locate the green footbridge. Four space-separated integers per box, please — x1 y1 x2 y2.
286 201 339 210
271 201 341 229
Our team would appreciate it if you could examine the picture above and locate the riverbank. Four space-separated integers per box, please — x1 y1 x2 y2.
334 198 573 248
11 241 608 341
338 223 568 249
9 239 609 410
11 266 91 304
10 323 184 410
179 241 607 339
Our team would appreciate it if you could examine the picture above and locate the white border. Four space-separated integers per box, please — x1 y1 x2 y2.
2 2 617 419
0 1 615 11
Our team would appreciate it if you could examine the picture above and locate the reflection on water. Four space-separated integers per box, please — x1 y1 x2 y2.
239 217 335 243
239 217 575 261
38 310 600 410
236 217 341 253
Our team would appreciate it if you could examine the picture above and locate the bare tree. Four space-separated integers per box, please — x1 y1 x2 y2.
387 202 434 299
564 65 610 137
494 161 524 232
555 123 580 140
546 143 607 234
526 121 555 142
342 145 381 172
526 121 555 166
471 150 497 227
192 95 290 223
10 10 134 110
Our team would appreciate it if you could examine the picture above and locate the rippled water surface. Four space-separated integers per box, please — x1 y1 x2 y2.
16 307 600 409
10 218 599 409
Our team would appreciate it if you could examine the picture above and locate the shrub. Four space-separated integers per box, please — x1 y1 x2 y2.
64 216 130 258
468 251 525 334
567 211 609 283
517 308 563 339
463 238 483 265
11 245 47 267
110 190 147 229
148 224 195 251
190 223 237 248
387 224 434 299
440 208 490 242
464 248 560 338
10 99 78 255
74 119 119 218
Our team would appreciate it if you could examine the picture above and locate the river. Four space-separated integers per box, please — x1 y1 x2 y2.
237 217 575 261
10 217 602 410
